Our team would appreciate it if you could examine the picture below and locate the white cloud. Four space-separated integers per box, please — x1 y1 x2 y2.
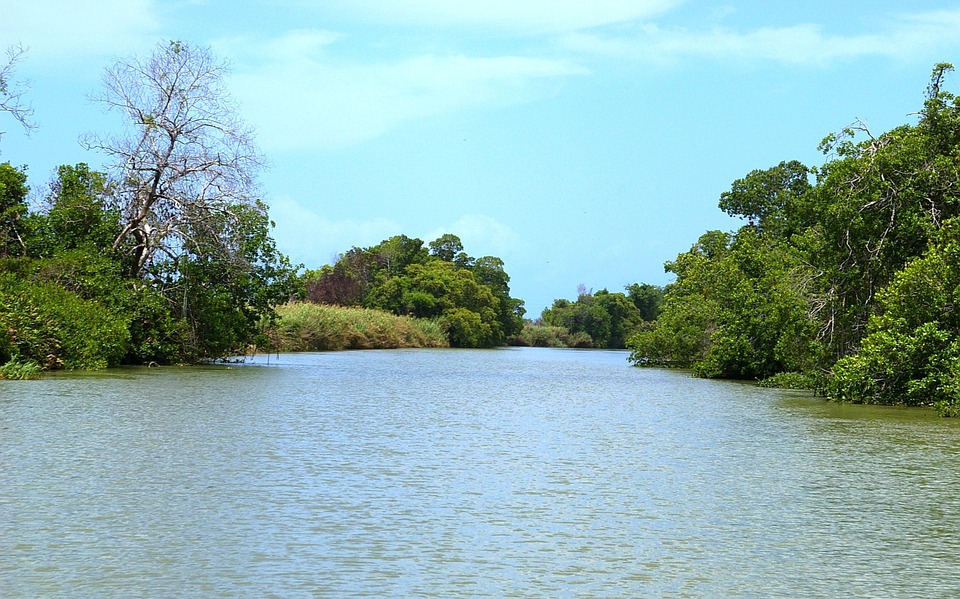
561 8 960 66
269 195 401 265
223 31 588 151
423 214 525 260
1 0 160 64
301 0 684 34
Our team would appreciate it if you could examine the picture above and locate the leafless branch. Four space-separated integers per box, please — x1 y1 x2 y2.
0 43 37 139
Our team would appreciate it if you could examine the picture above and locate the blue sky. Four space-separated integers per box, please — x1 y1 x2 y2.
4 1 960 313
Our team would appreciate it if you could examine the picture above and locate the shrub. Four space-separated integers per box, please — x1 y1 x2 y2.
0 274 130 370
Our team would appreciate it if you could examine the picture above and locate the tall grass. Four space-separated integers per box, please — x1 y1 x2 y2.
268 303 449 352
0 359 43 380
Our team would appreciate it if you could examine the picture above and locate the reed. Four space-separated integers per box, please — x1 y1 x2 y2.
0 359 43 380
268 303 449 352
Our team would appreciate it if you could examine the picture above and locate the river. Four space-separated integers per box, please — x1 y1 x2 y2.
3 347 960 597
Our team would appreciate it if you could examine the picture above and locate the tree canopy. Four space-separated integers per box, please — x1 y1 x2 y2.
305 233 524 347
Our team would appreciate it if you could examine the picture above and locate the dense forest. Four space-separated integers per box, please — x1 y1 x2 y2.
627 63 960 415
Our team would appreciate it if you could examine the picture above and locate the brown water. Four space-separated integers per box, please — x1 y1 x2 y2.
3 347 960 597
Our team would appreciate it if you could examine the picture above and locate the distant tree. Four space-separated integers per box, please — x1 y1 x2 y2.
429 233 473 268
375 234 429 277
429 233 464 262
366 260 503 347
541 288 641 349
626 283 664 321
471 255 525 338
84 40 264 278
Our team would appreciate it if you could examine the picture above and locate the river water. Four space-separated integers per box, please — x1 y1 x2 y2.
3 347 960 597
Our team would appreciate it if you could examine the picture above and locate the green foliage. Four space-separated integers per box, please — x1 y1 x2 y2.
626 283 665 321
368 260 503 347
305 233 523 347
0 358 42 380
509 323 593 348
632 62 960 417
756 371 818 390
0 161 28 258
828 220 960 413
628 227 823 379
162 200 301 360
123 284 189 365
27 163 120 257
541 288 643 349
0 160 296 369
718 160 812 236
0 273 130 370
268 302 448 351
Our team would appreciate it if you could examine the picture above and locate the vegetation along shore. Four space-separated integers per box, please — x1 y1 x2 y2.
3 40 960 416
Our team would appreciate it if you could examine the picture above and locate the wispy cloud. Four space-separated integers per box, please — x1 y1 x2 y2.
561 9 960 66
222 31 587 151
269 195 401 264
1 0 160 64
293 0 685 34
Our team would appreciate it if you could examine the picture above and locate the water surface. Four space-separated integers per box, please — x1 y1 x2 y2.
3 348 960 597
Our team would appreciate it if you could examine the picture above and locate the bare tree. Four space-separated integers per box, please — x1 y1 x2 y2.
84 40 264 277
0 43 36 139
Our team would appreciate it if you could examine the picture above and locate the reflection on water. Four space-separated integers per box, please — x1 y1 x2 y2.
3 348 960 597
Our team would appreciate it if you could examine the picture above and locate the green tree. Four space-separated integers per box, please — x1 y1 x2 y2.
718 160 812 236
626 283 664 321
429 233 473 268
28 163 120 257
471 255 525 339
829 219 960 414
0 161 27 257
541 288 641 349
628 229 821 379
805 64 960 361
366 260 503 347
168 200 300 360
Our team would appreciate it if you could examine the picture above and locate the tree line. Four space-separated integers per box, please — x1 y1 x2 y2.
512 284 663 349
627 63 960 415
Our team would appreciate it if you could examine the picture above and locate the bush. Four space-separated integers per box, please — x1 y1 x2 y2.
0 274 130 370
